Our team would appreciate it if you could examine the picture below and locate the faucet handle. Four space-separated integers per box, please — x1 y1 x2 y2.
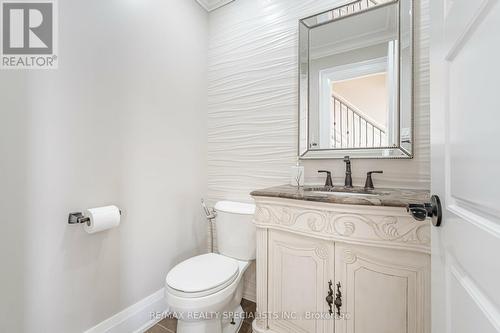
318 170 333 187
364 171 383 190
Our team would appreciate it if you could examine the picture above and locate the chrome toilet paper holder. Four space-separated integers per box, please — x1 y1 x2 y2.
68 212 91 226
68 209 122 226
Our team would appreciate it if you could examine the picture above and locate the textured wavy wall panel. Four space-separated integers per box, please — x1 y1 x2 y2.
208 0 429 300
208 0 430 203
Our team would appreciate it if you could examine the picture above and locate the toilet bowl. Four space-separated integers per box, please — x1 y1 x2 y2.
165 201 256 333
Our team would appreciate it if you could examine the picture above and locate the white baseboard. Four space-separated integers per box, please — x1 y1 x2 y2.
242 286 256 303
84 288 168 333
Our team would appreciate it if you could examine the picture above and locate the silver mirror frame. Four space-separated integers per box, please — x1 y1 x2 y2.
298 0 414 159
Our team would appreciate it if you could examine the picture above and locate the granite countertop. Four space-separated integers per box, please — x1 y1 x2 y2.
250 184 430 208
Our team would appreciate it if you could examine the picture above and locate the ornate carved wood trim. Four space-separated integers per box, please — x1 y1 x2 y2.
253 197 430 253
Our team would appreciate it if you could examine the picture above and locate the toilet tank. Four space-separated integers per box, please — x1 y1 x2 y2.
214 201 256 261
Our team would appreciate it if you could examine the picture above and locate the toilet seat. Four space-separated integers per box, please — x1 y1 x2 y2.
166 253 239 298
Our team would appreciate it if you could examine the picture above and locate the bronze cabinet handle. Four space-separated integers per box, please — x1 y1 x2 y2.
325 280 334 314
334 282 342 316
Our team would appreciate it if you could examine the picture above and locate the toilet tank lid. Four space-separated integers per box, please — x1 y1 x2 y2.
214 201 255 215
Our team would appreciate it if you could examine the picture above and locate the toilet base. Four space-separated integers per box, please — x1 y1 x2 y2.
176 305 244 333
223 305 243 333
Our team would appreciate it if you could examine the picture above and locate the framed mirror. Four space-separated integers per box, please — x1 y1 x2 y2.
299 0 413 159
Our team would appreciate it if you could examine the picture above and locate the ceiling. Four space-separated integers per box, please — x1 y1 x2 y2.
195 0 235 12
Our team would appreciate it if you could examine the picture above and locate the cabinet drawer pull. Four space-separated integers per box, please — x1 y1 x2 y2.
325 280 334 314
334 282 342 316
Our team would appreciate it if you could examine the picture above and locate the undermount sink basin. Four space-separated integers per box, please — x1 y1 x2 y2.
304 187 387 197
312 191 379 197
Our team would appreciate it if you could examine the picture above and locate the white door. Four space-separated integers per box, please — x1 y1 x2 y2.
430 0 500 332
267 230 334 333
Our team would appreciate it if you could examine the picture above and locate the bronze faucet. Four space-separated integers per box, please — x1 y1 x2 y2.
318 170 333 187
364 171 383 190
343 156 352 188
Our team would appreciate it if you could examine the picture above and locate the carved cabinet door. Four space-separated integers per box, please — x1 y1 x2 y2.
334 243 430 333
268 230 335 333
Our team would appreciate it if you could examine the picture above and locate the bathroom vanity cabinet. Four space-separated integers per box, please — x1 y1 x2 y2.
251 186 430 333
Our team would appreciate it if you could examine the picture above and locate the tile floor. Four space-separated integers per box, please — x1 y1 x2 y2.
146 299 256 333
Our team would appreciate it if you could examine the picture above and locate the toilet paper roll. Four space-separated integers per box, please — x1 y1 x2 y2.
84 205 121 234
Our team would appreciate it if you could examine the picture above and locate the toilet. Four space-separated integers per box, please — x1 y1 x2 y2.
165 201 256 333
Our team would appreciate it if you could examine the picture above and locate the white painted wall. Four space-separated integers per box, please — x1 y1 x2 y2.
0 0 207 332
207 0 429 300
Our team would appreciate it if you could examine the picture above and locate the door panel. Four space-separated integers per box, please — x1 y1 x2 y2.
447 1 500 212
334 243 430 333
448 266 498 333
431 0 500 331
268 230 334 333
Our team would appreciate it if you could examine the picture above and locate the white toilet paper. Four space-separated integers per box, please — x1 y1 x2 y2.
84 205 121 234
